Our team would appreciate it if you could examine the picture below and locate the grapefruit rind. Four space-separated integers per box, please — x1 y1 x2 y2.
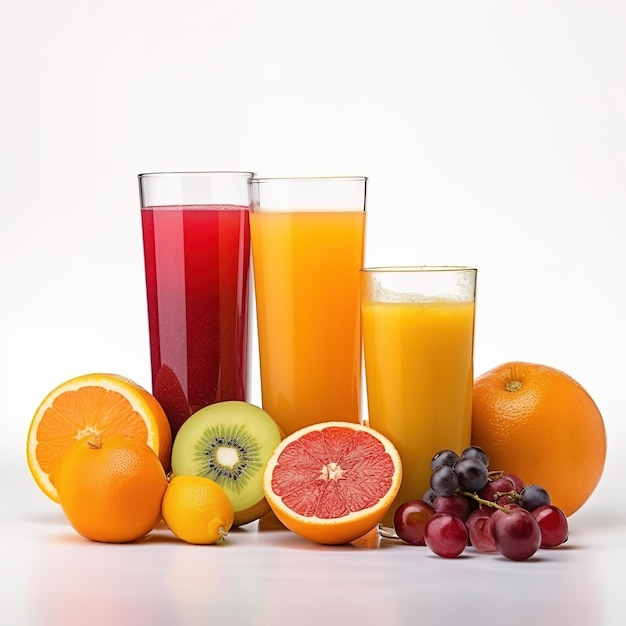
26 373 172 503
263 421 402 545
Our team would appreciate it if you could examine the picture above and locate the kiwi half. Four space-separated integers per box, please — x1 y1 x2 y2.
171 401 283 526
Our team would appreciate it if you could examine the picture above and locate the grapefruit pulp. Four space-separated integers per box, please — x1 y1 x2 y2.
263 421 402 545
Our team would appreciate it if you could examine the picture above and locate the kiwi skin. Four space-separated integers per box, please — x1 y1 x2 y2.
235 499 271 527
170 401 283 527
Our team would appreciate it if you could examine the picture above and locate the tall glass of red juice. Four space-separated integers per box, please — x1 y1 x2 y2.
138 171 254 437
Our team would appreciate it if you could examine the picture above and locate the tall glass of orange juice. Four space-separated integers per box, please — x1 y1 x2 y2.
249 177 367 435
361 266 477 536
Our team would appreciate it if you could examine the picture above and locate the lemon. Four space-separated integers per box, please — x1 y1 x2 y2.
161 475 234 544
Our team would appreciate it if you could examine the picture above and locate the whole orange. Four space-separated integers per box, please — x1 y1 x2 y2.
472 362 606 517
56 434 168 542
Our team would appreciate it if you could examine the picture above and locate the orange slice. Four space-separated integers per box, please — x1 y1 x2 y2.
27 373 172 502
263 421 402 545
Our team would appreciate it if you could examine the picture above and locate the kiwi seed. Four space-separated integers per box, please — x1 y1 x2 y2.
197 425 262 494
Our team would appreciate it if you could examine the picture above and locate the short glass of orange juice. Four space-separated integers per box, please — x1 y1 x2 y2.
249 177 367 436
360 266 477 537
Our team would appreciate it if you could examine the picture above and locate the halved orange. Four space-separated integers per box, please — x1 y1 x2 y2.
27 373 172 502
263 421 402 545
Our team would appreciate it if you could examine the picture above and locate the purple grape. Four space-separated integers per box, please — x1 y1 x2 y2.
454 457 489 492
460 445 489 467
394 500 435 546
531 505 569 548
430 465 459 496
424 513 468 558
519 485 551 512
422 488 437 506
492 507 541 561
430 449 460 471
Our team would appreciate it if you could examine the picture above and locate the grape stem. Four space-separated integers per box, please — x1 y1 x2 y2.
456 489 510 512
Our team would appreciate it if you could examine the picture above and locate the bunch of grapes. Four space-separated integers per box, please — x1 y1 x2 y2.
393 446 569 561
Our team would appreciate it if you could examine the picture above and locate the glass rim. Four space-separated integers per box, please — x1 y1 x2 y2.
250 175 367 184
361 265 476 273
138 171 255 179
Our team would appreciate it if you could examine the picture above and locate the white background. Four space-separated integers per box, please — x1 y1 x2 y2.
1 2 625 621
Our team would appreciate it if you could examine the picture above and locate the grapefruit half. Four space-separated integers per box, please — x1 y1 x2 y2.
263 421 402 545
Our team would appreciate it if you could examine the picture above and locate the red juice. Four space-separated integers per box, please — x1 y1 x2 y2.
141 204 250 436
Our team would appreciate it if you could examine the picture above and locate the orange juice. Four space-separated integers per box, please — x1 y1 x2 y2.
362 298 475 529
250 210 365 435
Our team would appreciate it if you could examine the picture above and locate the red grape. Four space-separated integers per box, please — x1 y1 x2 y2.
433 494 473 522
466 508 497 553
492 507 541 561
531 505 569 548
504 474 525 492
393 500 435 545
477 476 517 503
496 493 517 506
424 513 468 558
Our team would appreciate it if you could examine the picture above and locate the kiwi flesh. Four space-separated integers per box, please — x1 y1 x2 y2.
171 401 283 526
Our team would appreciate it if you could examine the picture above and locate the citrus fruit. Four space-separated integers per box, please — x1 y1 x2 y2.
263 421 402 545
55 434 168 543
161 475 235 544
27 373 172 502
471 362 607 517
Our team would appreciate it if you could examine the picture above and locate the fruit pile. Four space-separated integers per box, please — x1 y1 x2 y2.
26 374 278 545
27 373 402 547
26 361 605 558
394 446 569 560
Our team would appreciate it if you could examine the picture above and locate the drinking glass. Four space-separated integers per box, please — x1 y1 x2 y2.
249 176 367 436
360 266 477 536
138 171 254 437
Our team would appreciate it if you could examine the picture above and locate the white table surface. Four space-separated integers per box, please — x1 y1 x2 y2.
4 461 625 626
